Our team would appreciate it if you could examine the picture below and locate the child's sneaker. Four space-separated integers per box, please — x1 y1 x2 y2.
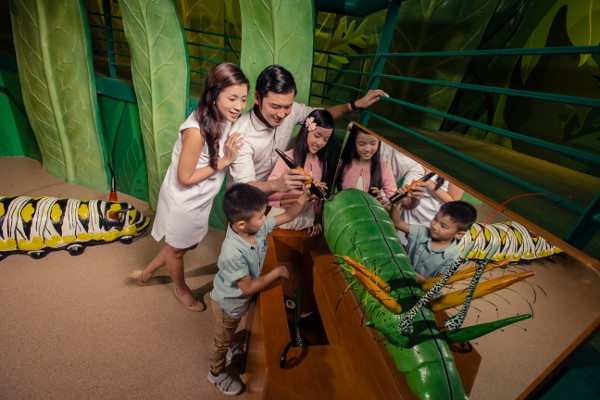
226 342 245 363
207 370 242 396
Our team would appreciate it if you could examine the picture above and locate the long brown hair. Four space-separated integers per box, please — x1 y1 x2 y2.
193 62 249 169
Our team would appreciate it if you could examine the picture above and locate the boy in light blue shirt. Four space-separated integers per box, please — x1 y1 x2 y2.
390 199 477 284
208 182 312 396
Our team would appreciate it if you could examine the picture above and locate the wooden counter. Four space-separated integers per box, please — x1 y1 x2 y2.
245 229 481 399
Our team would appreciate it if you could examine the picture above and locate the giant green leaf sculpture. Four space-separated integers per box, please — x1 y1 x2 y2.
118 0 190 209
238 0 314 105
9 0 109 190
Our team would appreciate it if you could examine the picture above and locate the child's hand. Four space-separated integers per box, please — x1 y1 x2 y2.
369 187 390 206
390 200 402 216
308 223 322 237
315 181 328 191
298 186 314 204
222 132 244 165
276 265 290 280
394 185 409 199
390 188 405 213
407 181 427 201
422 169 436 190
369 186 381 200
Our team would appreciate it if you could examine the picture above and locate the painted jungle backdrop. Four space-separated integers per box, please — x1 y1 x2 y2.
0 0 598 208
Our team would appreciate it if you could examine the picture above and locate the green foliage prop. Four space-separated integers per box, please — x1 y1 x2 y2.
238 0 315 105
9 0 109 190
85 0 132 72
177 0 241 92
0 69 40 159
447 0 600 176
376 0 501 130
118 0 190 210
98 96 149 202
312 13 375 103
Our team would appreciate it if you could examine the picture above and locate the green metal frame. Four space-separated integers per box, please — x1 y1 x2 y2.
87 1 241 88
311 1 600 263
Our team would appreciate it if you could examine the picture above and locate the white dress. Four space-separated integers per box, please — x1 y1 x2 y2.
151 113 231 249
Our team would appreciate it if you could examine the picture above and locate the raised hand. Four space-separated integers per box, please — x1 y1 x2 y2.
222 132 244 165
276 265 290 280
354 89 390 109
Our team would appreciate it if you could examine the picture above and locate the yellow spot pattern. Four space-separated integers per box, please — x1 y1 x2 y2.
78 204 90 219
63 236 76 243
103 230 120 242
51 204 63 223
77 232 92 241
21 203 35 223
18 236 44 250
0 238 17 250
45 234 63 247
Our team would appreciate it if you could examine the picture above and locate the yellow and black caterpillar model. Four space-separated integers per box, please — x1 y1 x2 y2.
0 195 150 260
458 221 563 262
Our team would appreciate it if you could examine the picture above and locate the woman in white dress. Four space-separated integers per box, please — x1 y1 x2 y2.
128 62 248 311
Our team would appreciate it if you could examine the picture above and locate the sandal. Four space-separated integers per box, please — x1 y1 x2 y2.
127 269 150 286
174 287 205 312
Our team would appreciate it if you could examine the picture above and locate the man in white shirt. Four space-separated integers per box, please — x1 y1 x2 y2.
379 142 425 186
228 64 389 194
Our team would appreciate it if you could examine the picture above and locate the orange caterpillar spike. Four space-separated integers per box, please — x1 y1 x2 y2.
421 259 511 292
344 255 391 292
351 270 402 314
430 270 534 312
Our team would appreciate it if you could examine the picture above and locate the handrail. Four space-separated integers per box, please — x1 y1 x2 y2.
315 45 600 59
362 110 583 213
87 2 239 88
380 95 600 165
310 3 600 263
184 27 241 41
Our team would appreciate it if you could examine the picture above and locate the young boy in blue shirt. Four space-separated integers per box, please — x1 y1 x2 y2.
390 199 477 284
207 182 312 395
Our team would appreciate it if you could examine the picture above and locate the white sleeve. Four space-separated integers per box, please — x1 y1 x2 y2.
379 142 425 184
401 159 425 185
228 139 256 184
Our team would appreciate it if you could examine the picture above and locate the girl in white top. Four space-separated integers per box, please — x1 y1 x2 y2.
128 63 248 311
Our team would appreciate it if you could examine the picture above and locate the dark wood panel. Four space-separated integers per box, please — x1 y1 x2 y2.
246 228 482 399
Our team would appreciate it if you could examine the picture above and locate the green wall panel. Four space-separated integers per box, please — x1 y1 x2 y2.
98 95 149 203
0 68 39 159
118 0 190 210
9 0 110 191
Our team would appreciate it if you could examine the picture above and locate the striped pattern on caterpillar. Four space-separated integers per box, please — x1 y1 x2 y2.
0 195 150 260
458 221 562 262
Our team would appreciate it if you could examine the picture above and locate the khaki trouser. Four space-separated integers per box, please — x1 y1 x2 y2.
209 299 242 374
